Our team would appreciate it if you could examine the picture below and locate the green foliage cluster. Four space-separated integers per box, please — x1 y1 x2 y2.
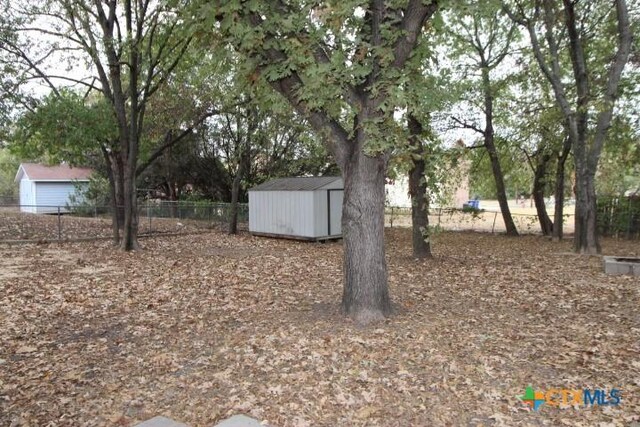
0 148 19 199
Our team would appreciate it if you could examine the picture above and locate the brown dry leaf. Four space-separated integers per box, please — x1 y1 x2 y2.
15 346 37 354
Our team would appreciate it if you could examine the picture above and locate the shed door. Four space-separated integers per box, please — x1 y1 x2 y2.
328 189 343 235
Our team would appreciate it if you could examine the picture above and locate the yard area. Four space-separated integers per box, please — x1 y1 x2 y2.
1 228 639 426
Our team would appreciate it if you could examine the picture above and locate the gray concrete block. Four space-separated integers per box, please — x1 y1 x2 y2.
135 416 189 427
603 256 640 276
214 414 263 427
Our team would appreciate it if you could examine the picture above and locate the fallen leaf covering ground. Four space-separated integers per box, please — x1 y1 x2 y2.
1 229 639 427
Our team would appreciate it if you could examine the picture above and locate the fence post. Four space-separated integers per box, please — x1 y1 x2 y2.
627 197 633 239
57 206 62 241
148 203 152 234
491 212 498 234
390 207 394 228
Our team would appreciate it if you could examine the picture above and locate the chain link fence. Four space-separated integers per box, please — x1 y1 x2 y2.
2 198 637 243
0 201 248 243
386 201 639 239
385 206 577 235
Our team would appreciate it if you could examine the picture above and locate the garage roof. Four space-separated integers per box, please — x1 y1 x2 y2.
15 163 93 182
249 176 342 191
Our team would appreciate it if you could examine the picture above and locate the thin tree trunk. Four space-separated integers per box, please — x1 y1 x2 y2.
228 169 243 234
101 147 120 245
114 154 125 230
552 138 571 241
533 152 553 236
482 67 518 236
407 114 431 259
340 142 391 324
229 111 253 235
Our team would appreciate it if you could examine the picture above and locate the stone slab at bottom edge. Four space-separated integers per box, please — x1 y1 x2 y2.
134 414 265 427
135 416 188 427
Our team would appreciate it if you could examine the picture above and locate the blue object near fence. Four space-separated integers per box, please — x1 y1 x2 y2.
467 200 480 209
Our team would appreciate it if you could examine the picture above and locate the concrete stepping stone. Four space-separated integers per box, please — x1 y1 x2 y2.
135 414 264 427
135 416 188 427
215 414 263 427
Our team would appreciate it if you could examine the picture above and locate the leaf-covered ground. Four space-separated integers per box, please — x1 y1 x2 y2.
1 229 638 426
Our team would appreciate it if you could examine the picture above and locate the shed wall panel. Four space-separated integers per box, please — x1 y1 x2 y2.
313 190 343 236
34 182 87 214
329 190 343 235
19 179 36 213
313 191 327 236
249 191 316 237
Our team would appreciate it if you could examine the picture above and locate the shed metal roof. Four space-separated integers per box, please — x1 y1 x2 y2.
15 163 93 182
249 176 342 191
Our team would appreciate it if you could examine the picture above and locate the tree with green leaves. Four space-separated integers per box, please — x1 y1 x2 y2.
445 0 520 236
2 0 196 250
505 0 634 253
0 148 20 200
199 1 440 323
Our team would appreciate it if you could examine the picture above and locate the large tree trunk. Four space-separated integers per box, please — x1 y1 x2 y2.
407 114 431 259
532 152 553 236
340 145 391 324
552 138 571 241
482 67 518 236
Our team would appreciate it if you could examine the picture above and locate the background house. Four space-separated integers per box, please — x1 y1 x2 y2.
248 176 343 240
14 163 93 213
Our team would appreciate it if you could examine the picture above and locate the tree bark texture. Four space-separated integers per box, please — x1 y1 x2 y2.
407 114 431 259
340 146 391 324
552 138 571 241
532 152 553 236
228 166 244 234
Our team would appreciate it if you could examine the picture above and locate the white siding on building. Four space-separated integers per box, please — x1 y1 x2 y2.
34 182 86 213
249 191 316 237
329 190 343 236
19 179 36 213
249 177 344 240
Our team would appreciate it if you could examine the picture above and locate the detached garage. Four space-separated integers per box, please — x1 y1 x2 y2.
15 163 93 213
249 176 344 240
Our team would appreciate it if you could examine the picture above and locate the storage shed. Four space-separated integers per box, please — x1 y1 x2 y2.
14 163 93 213
248 176 344 240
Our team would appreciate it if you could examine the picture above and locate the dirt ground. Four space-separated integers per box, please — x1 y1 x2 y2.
1 229 638 426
